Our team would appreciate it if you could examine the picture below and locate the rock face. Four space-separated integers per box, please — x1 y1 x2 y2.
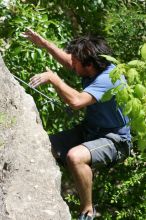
0 55 71 220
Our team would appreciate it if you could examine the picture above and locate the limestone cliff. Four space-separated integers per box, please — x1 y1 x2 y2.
0 55 71 220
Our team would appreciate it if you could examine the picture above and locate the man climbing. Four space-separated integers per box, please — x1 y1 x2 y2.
23 29 131 220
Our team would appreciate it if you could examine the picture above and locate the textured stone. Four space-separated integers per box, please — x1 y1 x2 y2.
0 55 71 220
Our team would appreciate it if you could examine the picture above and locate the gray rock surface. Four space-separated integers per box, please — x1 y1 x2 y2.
0 55 71 220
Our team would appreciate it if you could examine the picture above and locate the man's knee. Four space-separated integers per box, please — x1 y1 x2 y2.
66 145 91 166
66 147 83 166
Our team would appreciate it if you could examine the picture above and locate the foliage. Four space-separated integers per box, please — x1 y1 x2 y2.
102 45 146 156
103 0 146 61
0 0 82 133
21 0 106 34
64 155 146 220
0 1 146 220
92 155 146 220
8 0 146 62
29 0 146 61
39 0 146 62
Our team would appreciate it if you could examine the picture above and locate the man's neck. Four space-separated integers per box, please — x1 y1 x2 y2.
85 66 98 78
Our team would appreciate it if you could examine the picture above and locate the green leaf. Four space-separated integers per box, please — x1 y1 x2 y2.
109 68 120 83
116 87 129 103
109 64 126 84
141 44 146 61
127 60 145 67
134 84 146 99
100 55 119 64
126 68 139 84
138 137 146 151
13 47 21 55
123 100 133 115
130 98 142 117
101 88 114 102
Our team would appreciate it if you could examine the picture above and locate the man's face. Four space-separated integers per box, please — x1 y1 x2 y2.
71 55 88 77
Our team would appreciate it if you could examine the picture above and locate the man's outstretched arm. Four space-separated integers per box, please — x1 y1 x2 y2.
29 70 96 110
22 28 73 69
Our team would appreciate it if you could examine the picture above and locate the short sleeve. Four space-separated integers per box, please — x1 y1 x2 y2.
83 73 114 101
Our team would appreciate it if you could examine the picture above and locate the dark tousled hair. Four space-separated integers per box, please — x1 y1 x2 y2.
65 35 112 72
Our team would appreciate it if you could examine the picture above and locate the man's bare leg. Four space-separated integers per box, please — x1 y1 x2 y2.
66 145 93 216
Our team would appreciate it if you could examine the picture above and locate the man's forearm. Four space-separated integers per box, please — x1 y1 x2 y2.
29 71 81 108
49 73 82 109
43 40 72 69
29 71 95 110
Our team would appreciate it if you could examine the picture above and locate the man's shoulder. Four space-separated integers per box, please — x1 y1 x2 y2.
93 64 115 85
98 64 115 78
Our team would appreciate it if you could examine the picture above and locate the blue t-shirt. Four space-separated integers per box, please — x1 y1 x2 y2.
83 64 131 141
